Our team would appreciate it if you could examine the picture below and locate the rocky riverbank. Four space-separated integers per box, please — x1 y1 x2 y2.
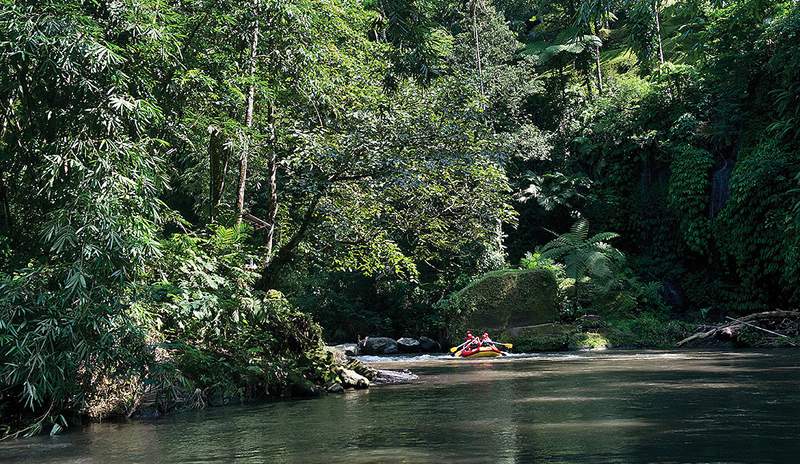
322 345 419 393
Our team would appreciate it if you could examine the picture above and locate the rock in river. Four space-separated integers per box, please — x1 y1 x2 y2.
397 337 421 353
359 336 399 355
418 336 441 353
337 367 370 389
373 369 419 385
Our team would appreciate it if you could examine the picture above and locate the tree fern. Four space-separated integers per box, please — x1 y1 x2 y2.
540 220 624 308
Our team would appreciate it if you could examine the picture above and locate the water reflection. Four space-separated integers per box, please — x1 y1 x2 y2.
3 350 800 463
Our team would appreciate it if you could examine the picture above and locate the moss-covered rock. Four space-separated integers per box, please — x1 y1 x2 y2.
444 268 559 340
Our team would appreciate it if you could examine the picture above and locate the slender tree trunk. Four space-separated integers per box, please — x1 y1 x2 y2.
654 2 665 65
0 172 10 234
236 4 260 224
471 0 485 106
595 49 603 94
594 19 603 95
0 103 11 234
264 103 278 260
378 0 388 42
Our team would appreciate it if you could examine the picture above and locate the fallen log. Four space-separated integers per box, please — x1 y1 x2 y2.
677 310 800 347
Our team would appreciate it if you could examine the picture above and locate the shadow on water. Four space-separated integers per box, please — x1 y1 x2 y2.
3 350 800 463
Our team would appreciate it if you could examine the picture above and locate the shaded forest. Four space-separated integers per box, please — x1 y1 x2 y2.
1 0 799 437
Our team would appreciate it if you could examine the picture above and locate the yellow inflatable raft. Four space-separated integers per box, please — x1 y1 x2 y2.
453 344 504 358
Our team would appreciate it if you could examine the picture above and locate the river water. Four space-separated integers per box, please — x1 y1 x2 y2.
2 350 800 463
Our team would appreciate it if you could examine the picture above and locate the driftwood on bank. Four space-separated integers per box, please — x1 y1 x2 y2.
677 310 800 347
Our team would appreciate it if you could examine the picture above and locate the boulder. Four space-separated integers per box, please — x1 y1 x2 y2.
418 336 441 353
337 368 370 389
373 369 419 385
397 337 421 353
443 268 559 341
358 336 399 355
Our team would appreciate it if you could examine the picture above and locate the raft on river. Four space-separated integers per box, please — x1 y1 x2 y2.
452 344 505 358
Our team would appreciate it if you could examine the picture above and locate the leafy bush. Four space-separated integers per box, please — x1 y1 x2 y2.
139 226 336 400
0 265 152 437
0 226 336 438
606 314 694 348
668 144 714 255
716 140 800 308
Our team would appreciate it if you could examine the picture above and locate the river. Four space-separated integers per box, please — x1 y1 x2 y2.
2 350 800 463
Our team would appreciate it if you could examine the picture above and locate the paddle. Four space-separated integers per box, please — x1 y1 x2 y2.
490 341 513 350
449 339 472 353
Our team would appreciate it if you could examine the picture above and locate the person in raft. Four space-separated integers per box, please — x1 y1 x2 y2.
481 332 494 347
464 331 481 350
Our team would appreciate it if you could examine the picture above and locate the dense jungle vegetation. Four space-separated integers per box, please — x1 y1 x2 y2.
1 0 799 437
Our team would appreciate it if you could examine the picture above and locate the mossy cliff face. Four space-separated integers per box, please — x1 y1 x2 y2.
443 268 559 342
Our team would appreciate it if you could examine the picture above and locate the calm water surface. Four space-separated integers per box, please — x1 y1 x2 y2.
3 350 800 463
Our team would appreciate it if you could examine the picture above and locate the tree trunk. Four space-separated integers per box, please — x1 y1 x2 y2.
594 19 603 95
594 48 603 94
0 104 11 234
0 172 10 234
471 0 486 106
264 104 278 259
654 2 665 65
236 4 260 224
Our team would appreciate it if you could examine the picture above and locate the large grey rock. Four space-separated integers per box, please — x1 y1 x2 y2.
337 368 370 389
359 337 399 355
397 337 421 353
373 369 419 385
418 336 441 353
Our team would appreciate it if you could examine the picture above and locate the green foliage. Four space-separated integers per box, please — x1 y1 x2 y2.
4 0 800 437
142 226 335 395
568 331 609 350
540 219 625 307
717 140 800 307
605 314 694 348
520 251 563 276
0 266 151 437
668 144 714 254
